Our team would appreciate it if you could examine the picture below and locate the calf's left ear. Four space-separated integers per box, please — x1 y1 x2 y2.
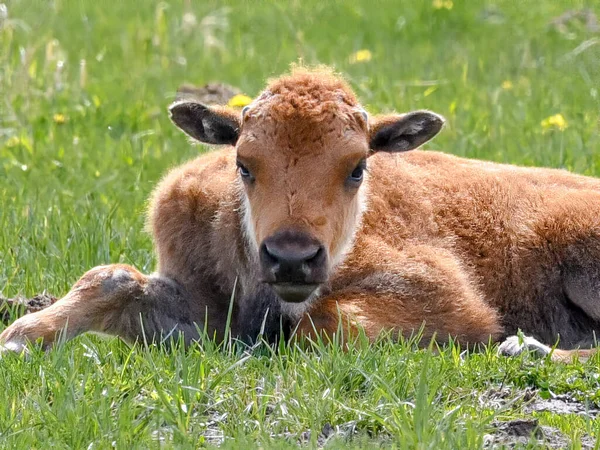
369 110 445 153
169 101 241 146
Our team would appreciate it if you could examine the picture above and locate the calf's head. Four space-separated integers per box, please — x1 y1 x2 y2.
169 69 444 303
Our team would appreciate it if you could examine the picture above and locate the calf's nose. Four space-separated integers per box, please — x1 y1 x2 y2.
259 230 326 285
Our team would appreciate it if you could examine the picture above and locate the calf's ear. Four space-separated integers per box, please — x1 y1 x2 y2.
169 101 241 145
369 110 445 153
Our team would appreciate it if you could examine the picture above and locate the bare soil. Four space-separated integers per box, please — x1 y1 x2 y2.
0 293 57 324
175 83 241 105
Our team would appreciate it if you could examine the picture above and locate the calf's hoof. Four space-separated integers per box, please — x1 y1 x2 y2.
497 335 551 358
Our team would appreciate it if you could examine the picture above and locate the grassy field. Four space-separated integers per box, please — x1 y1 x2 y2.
1 0 600 447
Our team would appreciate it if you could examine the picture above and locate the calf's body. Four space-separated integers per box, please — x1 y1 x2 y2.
2 68 599 361
151 147 600 348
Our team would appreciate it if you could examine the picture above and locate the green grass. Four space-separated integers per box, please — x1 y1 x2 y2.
1 0 600 447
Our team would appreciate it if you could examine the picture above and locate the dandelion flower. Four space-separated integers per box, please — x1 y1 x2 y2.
53 113 66 124
501 80 513 90
433 0 453 10
349 49 372 64
6 136 21 147
541 114 567 132
227 94 252 108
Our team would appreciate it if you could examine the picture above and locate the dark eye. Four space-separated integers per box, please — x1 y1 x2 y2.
350 166 364 181
348 160 366 184
236 161 252 179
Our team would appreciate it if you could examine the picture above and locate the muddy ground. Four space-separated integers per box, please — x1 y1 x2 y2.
0 293 57 324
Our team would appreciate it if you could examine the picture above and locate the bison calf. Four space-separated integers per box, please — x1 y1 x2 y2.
2 67 600 362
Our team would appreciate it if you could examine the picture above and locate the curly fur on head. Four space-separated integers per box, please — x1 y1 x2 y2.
247 65 361 124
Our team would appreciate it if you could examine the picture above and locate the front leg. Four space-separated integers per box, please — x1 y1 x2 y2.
0 264 210 353
296 245 504 346
497 335 597 362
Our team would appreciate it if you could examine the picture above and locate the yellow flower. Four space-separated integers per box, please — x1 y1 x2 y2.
5 135 32 151
227 94 252 108
501 80 513 90
541 114 568 132
6 136 21 147
349 49 372 64
433 0 453 10
53 113 66 124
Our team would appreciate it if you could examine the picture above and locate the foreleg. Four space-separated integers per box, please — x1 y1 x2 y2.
295 245 504 346
498 335 597 362
0 264 209 352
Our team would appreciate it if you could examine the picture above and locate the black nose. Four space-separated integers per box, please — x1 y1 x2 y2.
260 230 327 301
265 240 320 267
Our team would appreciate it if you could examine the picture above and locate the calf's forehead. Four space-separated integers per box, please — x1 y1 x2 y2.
235 68 370 160
237 113 369 159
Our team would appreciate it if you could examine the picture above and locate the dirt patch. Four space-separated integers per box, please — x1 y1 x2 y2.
479 386 599 416
269 422 358 448
175 83 241 105
479 388 598 448
525 393 600 417
485 418 595 449
478 387 536 411
0 293 57 324
550 9 599 34
298 422 337 447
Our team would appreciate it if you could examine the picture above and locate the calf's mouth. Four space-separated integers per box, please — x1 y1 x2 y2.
268 282 320 303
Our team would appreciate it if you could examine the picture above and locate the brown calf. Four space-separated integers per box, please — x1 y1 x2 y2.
2 67 600 362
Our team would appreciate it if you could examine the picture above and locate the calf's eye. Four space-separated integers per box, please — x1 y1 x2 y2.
348 160 366 185
236 161 252 179
350 166 364 181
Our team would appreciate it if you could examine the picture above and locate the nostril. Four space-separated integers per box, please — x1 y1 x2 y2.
263 243 279 263
305 246 323 263
260 232 328 286
264 242 320 264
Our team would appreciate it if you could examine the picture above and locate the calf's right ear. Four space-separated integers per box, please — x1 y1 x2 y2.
169 101 241 145
369 110 445 153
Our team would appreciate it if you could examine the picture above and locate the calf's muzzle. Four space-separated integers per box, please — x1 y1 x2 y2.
259 229 327 303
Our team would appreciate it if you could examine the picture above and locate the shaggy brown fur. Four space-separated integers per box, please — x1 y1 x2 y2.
2 68 599 363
